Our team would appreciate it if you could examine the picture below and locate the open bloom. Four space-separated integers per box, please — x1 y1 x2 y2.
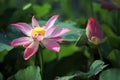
86 18 104 45
11 15 70 60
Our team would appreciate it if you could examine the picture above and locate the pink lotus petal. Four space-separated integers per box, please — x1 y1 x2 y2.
86 18 104 45
45 15 59 30
23 43 31 48
51 28 70 37
88 37 101 45
42 39 60 52
86 18 103 40
41 26 46 29
32 36 44 41
24 42 39 60
32 16 40 28
11 37 31 46
45 26 57 37
11 23 32 36
51 37 65 42
35 36 44 41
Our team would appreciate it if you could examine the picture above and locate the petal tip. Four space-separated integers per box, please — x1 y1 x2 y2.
24 50 31 60
10 23 16 27
10 41 15 46
60 38 65 42
88 17 96 23
10 41 14 46
54 47 60 52
32 15 39 28
66 28 71 32
51 14 60 21
10 23 26 26
54 14 60 18
63 28 71 33
24 43 39 60
32 16 36 19
32 16 36 21
24 57 29 60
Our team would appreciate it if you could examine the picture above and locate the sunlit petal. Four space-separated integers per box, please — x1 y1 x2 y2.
51 28 70 37
11 23 32 36
32 16 40 28
45 26 56 37
45 15 59 30
86 18 104 45
11 37 31 46
42 39 60 52
24 42 39 60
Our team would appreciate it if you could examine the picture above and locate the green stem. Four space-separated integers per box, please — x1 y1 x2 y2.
35 52 40 67
90 0 94 17
39 47 44 78
117 10 120 35
97 45 103 60
35 47 44 78
98 49 103 60
56 53 60 61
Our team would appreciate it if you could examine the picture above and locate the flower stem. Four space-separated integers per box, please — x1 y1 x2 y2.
90 0 94 17
35 47 44 78
97 44 103 60
39 47 44 78
117 10 120 35
56 52 60 61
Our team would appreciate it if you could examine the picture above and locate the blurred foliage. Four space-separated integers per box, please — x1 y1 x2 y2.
8 66 41 80
99 69 120 80
0 72 3 80
55 60 107 80
32 3 51 18
0 0 120 80
0 43 13 62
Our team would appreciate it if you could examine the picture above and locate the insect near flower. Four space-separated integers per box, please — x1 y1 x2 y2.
11 15 70 60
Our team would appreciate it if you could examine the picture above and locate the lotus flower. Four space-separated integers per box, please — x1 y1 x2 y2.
86 18 104 45
11 15 70 60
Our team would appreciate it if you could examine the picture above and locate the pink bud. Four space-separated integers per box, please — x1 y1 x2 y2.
86 18 104 45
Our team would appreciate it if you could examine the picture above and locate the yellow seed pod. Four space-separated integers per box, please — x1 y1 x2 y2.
31 27 46 37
